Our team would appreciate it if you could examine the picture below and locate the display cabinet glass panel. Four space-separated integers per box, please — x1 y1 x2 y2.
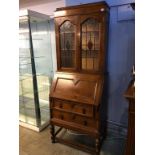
19 10 53 130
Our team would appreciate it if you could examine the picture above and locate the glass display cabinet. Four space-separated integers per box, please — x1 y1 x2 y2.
19 10 53 131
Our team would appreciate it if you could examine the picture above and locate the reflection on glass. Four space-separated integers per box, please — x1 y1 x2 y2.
81 18 100 71
60 21 76 68
19 13 53 129
19 18 37 126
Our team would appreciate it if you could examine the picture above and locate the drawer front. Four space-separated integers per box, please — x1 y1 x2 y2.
73 114 97 128
52 110 71 121
53 99 71 110
52 99 94 117
52 110 97 128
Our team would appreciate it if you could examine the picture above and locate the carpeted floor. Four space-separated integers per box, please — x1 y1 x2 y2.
19 125 126 155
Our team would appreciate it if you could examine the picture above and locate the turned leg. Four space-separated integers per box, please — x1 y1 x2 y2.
50 125 55 143
95 138 100 155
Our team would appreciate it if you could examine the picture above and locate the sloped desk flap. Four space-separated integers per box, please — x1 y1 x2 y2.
50 72 104 105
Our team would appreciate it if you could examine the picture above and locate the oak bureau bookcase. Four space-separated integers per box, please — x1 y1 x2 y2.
49 2 109 155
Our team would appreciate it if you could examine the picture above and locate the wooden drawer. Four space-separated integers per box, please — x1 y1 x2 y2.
52 110 97 128
52 99 94 117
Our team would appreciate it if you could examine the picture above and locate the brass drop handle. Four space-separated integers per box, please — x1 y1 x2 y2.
82 108 86 114
84 121 87 126
71 104 75 109
60 115 64 120
59 103 63 108
72 114 76 120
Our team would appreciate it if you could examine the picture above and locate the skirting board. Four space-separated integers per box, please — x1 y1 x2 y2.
19 120 50 132
107 120 128 137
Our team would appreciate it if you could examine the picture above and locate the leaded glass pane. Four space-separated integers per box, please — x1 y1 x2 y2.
81 18 100 71
60 21 76 68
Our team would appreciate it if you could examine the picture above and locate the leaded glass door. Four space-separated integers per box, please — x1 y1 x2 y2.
81 18 100 71
55 17 78 71
55 13 106 73
80 15 105 73
60 21 76 68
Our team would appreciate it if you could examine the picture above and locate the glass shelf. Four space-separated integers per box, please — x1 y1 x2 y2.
19 38 43 40
19 62 31 66
19 32 29 34
19 56 45 59
19 48 30 49
19 56 31 59
20 76 32 81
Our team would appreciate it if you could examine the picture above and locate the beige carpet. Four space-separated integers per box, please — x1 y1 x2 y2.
19 126 89 155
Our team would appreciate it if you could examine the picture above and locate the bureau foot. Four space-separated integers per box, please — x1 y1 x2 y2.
95 138 100 155
50 125 55 143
